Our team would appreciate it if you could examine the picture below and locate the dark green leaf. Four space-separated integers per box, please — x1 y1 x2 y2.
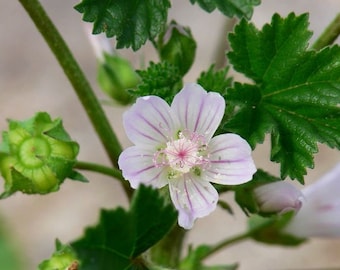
75 0 171 51
224 13 340 182
131 61 182 103
71 185 177 269
189 0 260 19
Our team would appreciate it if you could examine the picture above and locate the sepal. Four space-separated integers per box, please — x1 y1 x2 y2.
248 212 306 246
38 239 79 270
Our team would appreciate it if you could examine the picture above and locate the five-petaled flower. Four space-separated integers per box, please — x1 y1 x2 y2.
118 83 256 229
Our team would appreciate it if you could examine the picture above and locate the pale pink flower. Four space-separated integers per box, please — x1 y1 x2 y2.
118 83 256 229
254 181 304 214
284 163 340 238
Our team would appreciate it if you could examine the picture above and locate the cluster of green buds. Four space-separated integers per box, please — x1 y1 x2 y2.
0 112 82 198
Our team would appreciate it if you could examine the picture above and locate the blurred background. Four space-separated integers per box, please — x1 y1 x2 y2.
1 0 340 269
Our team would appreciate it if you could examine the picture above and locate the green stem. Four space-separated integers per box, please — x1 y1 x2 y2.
75 161 133 198
17 0 122 169
313 13 340 50
200 230 251 261
75 161 124 180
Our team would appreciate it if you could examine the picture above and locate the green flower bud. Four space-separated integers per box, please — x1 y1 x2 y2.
97 53 140 105
38 239 79 270
158 21 196 75
0 112 79 198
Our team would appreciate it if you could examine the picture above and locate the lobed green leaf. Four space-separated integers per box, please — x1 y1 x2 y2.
75 0 171 51
189 0 260 19
71 185 177 269
224 13 340 182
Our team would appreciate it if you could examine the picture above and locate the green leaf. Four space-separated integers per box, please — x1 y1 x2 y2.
225 13 340 182
189 0 260 19
74 0 171 51
197 65 232 97
248 213 306 246
71 185 177 269
131 61 182 103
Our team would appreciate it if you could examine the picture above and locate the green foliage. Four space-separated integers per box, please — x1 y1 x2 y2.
248 213 306 246
234 170 279 215
180 245 238 270
131 61 183 103
0 217 23 270
197 65 232 97
225 13 340 183
74 0 170 51
189 0 260 19
71 185 177 269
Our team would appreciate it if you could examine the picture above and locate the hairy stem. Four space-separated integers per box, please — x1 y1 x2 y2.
18 0 133 198
18 0 121 167
313 13 340 50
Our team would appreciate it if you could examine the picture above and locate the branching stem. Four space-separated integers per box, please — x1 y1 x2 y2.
313 13 340 50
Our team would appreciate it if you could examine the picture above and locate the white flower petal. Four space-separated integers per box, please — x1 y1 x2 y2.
171 83 225 140
118 146 168 189
284 163 340 238
168 175 218 229
204 134 256 185
123 96 179 146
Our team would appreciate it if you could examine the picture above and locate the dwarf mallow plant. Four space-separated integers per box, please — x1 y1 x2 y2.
118 83 256 229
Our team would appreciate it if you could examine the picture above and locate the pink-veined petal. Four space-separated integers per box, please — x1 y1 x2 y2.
171 83 225 141
204 134 256 185
168 174 218 229
118 146 168 189
123 96 179 146
284 163 340 237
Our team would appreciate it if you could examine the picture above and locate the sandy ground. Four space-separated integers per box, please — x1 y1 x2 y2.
1 0 340 269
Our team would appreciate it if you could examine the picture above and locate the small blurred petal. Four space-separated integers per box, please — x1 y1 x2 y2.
84 23 113 61
254 181 304 214
284 163 340 238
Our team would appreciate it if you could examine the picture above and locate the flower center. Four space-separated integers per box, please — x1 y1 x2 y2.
165 137 199 173
153 132 208 178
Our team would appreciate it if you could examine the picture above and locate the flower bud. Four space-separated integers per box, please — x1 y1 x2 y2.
254 181 304 214
38 239 79 270
158 20 196 75
284 163 340 238
97 53 140 105
0 112 79 198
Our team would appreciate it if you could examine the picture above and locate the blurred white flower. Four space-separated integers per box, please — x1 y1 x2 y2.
254 181 304 214
284 163 340 238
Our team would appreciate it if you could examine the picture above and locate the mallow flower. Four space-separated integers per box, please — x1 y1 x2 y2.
284 163 340 238
118 83 256 229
